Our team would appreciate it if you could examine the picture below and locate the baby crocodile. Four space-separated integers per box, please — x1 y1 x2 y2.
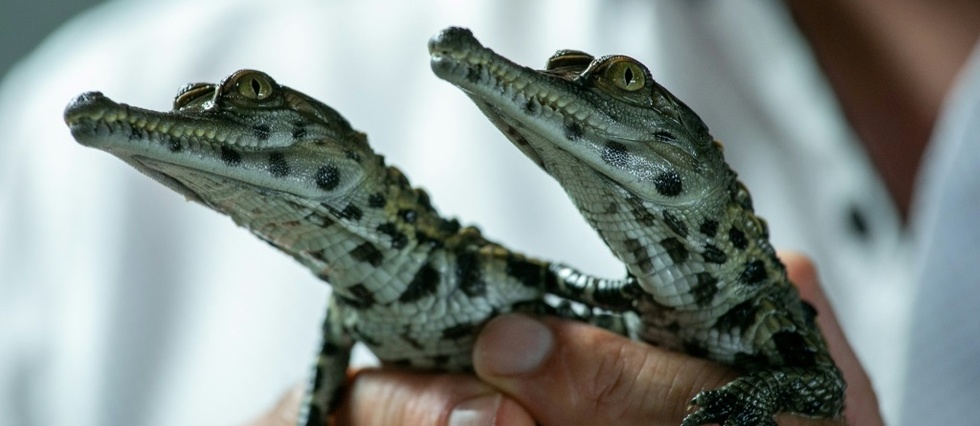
431 27 845 426
64 69 624 425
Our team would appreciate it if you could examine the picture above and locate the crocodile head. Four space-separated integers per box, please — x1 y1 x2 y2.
429 27 733 210
65 69 377 207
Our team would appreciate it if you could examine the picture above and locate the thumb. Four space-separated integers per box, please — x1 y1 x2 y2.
472 314 737 426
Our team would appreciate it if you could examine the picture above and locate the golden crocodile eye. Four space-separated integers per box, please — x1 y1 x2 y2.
236 72 274 100
606 60 645 92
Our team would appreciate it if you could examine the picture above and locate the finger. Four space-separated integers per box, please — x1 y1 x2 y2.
246 372 534 426
245 384 303 426
473 313 738 425
779 251 885 426
334 369 534 426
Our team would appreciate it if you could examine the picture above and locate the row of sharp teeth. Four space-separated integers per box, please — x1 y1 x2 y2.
88 108 248 146
449 51 599 129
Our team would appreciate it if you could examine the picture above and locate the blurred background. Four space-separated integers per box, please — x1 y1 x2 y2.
1 1 976 426
0 1 104 81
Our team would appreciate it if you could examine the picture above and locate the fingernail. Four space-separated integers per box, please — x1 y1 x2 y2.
476 314 554 376
449 393 501 426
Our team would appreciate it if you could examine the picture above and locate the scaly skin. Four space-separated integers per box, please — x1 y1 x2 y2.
430 27 845 425
63 69 626 425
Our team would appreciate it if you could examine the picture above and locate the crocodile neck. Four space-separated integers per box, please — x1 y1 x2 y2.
173 154 465 301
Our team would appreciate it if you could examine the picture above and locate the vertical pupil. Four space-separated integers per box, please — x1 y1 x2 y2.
623 67 634 86
251 78 262 97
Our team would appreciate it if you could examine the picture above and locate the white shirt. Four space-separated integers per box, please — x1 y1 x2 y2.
0 1 974 425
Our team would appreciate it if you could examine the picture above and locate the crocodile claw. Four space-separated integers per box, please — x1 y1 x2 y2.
681 385 778 426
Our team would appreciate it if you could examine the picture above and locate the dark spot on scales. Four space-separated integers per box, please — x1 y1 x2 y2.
308 249 328 262
600 140 630 168
337 283 376 309
377 223 409 249
660 237 689 264
637 258 654 274
438 218 461 235
523 99 541 116
455 250 485 297
368 193 386 208
564 122 583 140
315 165 340 190
699 219 719 237
624 238 647 260
292 126 307 139
304 211 335 228
129 126 146 141
715 300 758 331
691 272 719 306
167 138 182 153
701 244 728 264
416 190 434 212
505 257 544 288
465 64 482 83
345 150 361 162
625 238 655 274
442 322 477 340
625 196 657 227
662 211 688 238
738 259 768 285
348 284 375 304
339 205 363 221
252 124 271 140
773 331 817 367
399 263 441 303
349 242 384 267
729 227 748 250
268 152 290 178
220 146 242 166
654 170 683 197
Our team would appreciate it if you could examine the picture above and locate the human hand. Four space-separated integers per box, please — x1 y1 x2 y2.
249 252 882 425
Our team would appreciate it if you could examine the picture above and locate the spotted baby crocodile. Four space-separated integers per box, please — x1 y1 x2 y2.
63 69 626 425
430 27 846 425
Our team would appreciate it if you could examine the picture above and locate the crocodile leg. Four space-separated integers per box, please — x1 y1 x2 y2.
548 263 642 312
299 297 354 426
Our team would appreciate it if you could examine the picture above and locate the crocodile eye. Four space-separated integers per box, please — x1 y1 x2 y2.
173 83 215 110
236 72 274 100
546 50 595 71
606 60 645 92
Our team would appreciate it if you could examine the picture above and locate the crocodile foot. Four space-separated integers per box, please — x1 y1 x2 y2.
681 381 778 426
